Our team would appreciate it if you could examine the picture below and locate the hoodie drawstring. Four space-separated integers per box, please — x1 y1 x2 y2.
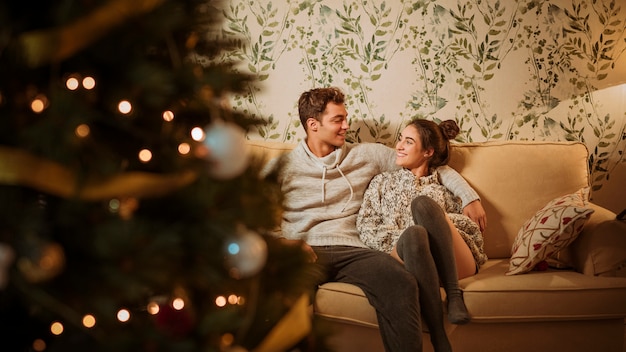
336 165 354 212
303 141 353 212
320 165 354 212
321 166 327 203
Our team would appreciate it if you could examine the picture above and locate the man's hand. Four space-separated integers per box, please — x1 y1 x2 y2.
463 200 487 232
279 238 317 263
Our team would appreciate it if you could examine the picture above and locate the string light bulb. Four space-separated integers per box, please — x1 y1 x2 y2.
82 314 96 328
162 110 174 121
190 126 204 141
66 77 80 90
75 124 90 138
227 295 238 305
32 339 46 352
172 298 185 310
108 199 120 213
178 142 191 155
30 95 48 113
221 333 235 347
117 309 130 322
147 301 160 315
82 76 96 89
50 321 64 335
138 149 152 163
215 296 226 307
118 100 132 114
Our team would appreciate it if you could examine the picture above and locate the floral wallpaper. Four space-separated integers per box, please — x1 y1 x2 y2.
214 0 626 213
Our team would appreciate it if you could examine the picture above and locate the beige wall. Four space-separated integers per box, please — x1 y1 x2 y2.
217 0 626 214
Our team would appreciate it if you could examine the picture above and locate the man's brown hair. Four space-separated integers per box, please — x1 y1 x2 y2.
298 87 345 131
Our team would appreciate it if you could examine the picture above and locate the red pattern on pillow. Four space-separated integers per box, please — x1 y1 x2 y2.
507 188 594 275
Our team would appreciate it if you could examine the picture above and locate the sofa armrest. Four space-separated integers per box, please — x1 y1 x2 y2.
565 203 626 277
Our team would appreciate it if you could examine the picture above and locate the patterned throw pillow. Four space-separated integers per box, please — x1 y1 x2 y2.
507 188 594 275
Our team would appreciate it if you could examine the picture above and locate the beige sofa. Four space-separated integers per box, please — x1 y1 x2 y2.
247 139 626 352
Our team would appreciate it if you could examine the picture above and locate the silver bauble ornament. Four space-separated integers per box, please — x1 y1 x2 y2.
224 226 267 279
203 121 249 179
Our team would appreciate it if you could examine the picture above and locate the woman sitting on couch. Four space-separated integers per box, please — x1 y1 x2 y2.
356 118 487 352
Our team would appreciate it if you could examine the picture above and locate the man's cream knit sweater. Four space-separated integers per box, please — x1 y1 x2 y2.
263 140 478 247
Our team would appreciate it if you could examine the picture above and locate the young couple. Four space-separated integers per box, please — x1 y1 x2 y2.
262 87 487 352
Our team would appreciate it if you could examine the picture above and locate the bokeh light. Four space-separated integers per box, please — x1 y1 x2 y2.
227 295 239 305
228 243 240 255
147 302 160 315
82 314 96 328
82 76 96 90
66 77 80 90
50 321 64 335
215 296 226 307
191 127 204 141
108 199 120 213
117 309 130 322
75 124 90 138
172 298 185 310
32 339 46 352
221 333 234 347
31 95 48 113
178 142 191 155
138 149 152 163
118 100 132 114
162 110 174 122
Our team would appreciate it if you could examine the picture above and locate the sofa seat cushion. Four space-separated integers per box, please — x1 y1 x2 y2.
314 282 379 328
462 259 626 322
314 259 626 328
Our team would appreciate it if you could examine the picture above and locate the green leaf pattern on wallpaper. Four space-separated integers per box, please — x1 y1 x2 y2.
216 0 626 193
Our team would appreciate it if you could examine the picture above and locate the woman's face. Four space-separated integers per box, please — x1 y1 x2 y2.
395 125 432 172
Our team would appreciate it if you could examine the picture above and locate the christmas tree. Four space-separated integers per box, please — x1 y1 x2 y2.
0 1 322 351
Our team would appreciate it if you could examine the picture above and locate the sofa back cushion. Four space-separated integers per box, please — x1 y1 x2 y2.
448 141 590 258
247 140 591 260
247 140 296 166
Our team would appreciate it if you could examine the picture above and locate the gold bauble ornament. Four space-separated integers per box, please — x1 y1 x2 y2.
17 242 65 283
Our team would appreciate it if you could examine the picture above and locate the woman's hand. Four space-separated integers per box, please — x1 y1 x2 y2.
463 200 487 232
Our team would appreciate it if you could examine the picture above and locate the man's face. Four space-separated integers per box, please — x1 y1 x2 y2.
310 102 349 147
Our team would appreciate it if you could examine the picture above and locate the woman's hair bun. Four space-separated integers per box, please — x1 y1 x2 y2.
439 120 460 140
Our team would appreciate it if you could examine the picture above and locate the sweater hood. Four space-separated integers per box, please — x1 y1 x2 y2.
300 139 345 169
299 140 354 212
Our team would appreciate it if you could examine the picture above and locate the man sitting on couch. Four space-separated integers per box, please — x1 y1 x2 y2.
262 86 485 351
